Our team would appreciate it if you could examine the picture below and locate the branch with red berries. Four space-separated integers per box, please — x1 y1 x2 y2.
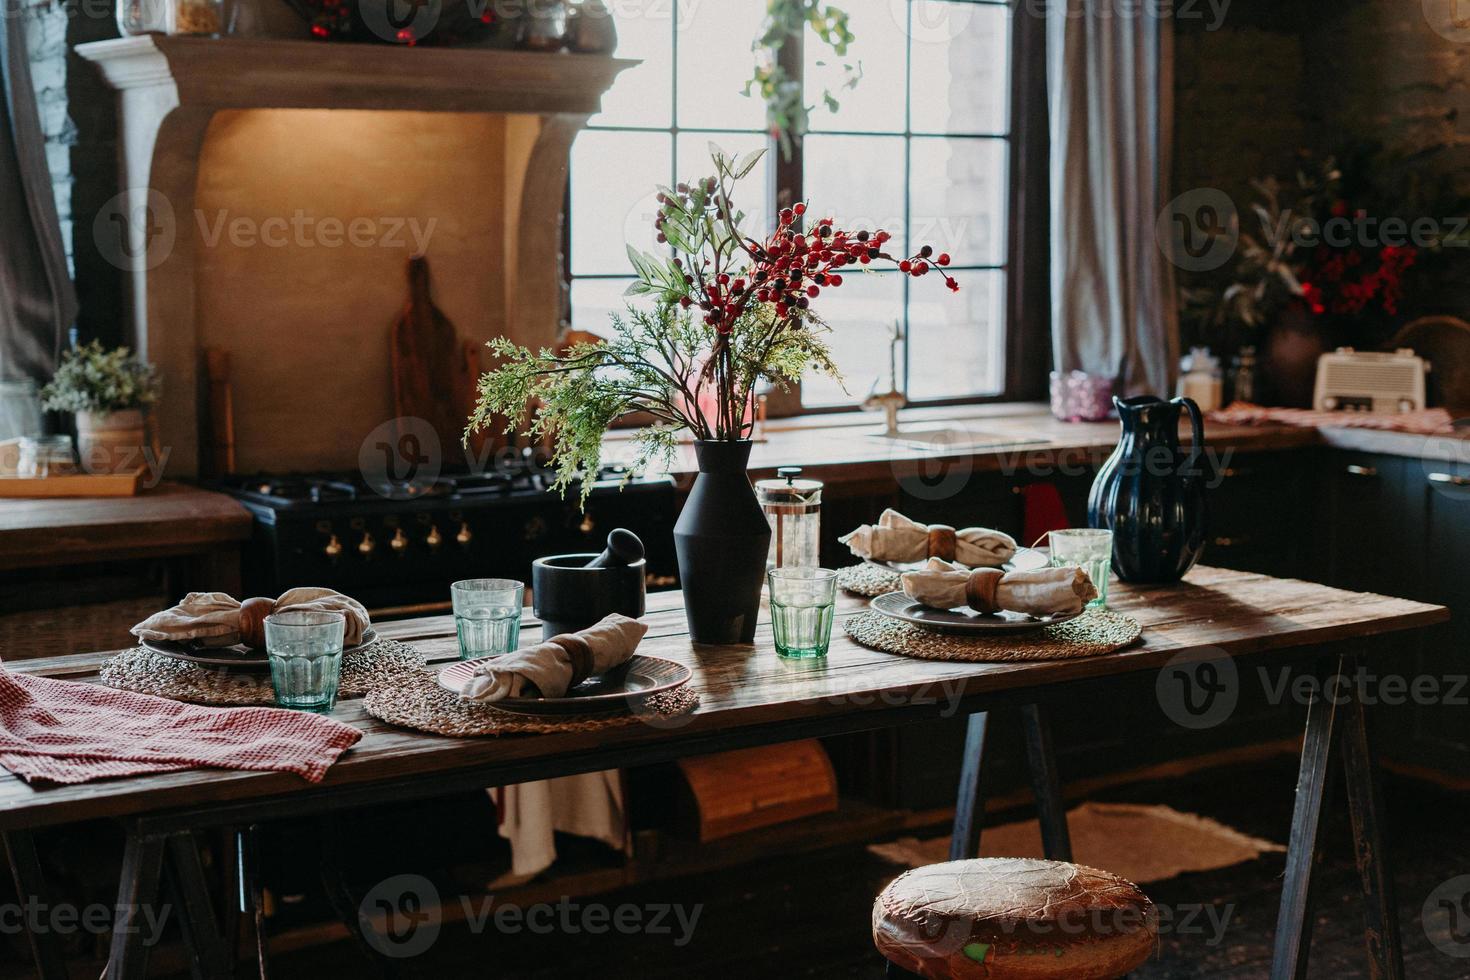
628 144 958 438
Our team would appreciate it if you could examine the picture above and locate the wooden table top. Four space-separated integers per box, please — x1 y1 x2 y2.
0 481 252 571
0 567 1447 832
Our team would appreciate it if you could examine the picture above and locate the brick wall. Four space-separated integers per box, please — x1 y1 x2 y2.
1171 0 1313 207
1173 0 1470 203
1301 0 1470 194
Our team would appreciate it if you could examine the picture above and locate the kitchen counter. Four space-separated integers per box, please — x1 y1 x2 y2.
0 481 252 572
606 403 1313 490
2 406 1463 554
602 402 1470 490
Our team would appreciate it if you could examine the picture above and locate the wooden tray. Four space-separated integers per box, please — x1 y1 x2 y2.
0 467 146 498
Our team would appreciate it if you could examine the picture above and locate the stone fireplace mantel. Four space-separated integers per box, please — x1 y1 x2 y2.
77 36 634 475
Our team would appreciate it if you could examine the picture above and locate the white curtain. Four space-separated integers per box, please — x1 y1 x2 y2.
0 0 76 383
1046 0 1178 397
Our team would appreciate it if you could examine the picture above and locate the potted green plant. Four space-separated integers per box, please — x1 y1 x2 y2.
40 341 159 474
467 145 958 643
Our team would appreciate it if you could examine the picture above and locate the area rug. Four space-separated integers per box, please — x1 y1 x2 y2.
867 801 1284 885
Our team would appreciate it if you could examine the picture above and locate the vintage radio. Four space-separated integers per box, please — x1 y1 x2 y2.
1312 348 1428 413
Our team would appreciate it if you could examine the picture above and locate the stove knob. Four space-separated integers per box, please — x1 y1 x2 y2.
426 525 443 548
358 532 376 556
324 534 344 558
390 528 409 553
456 522 473 546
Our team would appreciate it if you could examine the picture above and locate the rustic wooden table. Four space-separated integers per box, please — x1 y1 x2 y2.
0 567 1447 980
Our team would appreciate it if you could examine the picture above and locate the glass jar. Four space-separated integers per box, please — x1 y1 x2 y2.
18 436 78 478
0 380 43 443
755 467 823 569
170 0 225 34
515 0 568 50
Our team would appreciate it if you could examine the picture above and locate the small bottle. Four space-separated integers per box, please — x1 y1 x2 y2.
1230 346 1258 405
1177 347 1223 412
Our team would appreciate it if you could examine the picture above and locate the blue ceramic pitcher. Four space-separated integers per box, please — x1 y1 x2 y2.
1087 396 1209 584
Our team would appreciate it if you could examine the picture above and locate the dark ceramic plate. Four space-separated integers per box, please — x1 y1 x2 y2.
437 654 692 715
881 546 1049 574
869 592 1080 635
141 627 378 669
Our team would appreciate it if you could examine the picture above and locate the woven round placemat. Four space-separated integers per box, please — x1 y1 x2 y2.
836 562 902 597
844 609 1141 662
98 638 427 707
362 671 701 737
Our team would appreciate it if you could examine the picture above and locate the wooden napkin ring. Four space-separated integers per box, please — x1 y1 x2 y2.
927 525 958 562
549 633 596 689
238 597 277 649
964 568 1005 614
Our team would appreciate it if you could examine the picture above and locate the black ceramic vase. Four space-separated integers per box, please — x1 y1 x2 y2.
1087 395 1209 584
674 440 772 644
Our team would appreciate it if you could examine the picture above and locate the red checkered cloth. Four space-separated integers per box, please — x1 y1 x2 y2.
0 669 361 785
1209 402 1457 436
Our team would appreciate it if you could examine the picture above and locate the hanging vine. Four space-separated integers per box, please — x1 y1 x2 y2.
746 0 862 159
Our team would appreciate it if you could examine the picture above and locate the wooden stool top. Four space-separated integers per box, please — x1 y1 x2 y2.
872 858 1156 979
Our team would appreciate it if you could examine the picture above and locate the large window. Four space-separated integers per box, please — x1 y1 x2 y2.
567 0 1017 409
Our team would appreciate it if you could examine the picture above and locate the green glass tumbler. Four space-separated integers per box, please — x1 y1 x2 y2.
264 610 346 713
451 578 525 660
1048 528 1113 610
767 567 838 659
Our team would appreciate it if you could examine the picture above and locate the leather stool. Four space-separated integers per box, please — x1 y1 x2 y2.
872 858 1156 979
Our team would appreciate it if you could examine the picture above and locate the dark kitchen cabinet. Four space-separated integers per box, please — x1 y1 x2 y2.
1200 452 1312 578
1318 452 1419 594
898 469 1026 541
1392 455 1470 772
1311 448 1470 774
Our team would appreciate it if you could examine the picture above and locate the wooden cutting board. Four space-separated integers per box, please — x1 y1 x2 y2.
390 255 487 469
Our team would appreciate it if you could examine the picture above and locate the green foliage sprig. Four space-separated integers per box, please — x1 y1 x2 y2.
747 0 861 158
39 341 160 415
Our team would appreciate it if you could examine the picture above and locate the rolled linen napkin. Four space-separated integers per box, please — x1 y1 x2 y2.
461 613 648 702
131 588 371 648
901 558 1098 617
840 509 1017 567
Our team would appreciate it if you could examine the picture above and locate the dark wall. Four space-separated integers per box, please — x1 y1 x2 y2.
1175 0 1469 206
1301 0 1470 194
1173 0 1313 211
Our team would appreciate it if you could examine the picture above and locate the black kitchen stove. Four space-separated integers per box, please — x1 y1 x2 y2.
216 460 678 615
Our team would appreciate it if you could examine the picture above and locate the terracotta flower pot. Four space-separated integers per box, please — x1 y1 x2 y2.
76 409 147 474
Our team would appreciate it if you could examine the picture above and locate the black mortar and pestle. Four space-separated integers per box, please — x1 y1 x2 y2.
531 529 647 639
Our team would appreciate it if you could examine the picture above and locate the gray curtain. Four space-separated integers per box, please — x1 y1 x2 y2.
0 0 76 383
1046 0 1177 397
